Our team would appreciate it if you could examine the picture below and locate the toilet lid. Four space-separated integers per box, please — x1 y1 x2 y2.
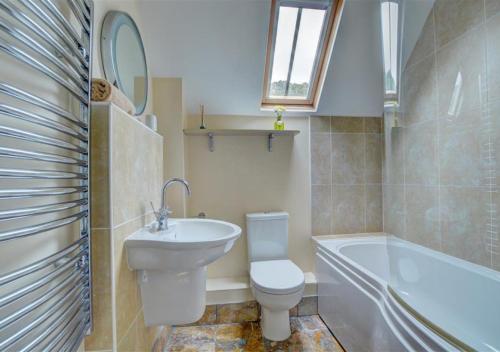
250 260 305 295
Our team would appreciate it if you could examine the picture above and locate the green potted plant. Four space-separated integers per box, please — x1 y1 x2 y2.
273 105 286 131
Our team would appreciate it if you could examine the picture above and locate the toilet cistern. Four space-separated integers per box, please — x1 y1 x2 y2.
151 177 191 231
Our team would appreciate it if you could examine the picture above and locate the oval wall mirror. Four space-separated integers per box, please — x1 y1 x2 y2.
101 11 148 115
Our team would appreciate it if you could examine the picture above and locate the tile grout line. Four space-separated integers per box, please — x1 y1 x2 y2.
329 116 334 234
482 0 495 268
363 119 367 232
432 8 442 251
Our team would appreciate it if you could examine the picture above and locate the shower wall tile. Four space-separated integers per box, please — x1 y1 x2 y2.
404 121 439 186
406 8 436 69
434 0 484 48
310 116 383 235
366 185 383 232
365 134 382 184
386 127 405 185
385 0 499 271
440 186 491 267
438 110 485 187
486 12 500 104
311 133 331 185
491 190 500 271
332 185 365 234
383 184 405 238
331 133 365 185
405 186 440 251
403 55 438 126
485 0 500 20
490 100 500 187
436 25 486 117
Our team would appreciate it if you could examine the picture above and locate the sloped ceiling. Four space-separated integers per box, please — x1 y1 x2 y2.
138 0 383 117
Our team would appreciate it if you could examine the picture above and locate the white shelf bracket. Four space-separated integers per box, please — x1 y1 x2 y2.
208 133 215 152
268 133 274 152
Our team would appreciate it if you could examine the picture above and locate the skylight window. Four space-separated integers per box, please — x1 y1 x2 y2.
262 0 344 110
381 1 399 100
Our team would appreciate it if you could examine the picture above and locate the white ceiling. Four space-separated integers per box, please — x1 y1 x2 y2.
138 0 384 117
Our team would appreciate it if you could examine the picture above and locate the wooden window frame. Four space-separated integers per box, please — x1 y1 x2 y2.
261 0 345 111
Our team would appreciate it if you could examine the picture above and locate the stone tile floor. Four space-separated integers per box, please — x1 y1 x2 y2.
164 315 344 352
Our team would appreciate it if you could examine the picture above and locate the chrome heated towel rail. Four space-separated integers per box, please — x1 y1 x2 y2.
0 1 92 351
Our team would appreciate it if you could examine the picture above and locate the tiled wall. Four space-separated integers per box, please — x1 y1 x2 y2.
311 116 383 235
86 103 164 351
384 0 500 271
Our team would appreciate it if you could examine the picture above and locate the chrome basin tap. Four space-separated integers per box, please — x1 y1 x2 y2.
151 178 191 231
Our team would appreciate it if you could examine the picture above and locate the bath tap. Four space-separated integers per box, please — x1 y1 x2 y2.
151 178 191 231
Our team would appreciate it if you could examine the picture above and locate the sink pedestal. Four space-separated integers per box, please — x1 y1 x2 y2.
138 267 207 326
125 218 241 325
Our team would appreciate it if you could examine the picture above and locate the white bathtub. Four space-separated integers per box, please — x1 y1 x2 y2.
314 235 500 352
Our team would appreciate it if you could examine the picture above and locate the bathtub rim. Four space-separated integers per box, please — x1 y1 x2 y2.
313 233 500 282
314 234 463 352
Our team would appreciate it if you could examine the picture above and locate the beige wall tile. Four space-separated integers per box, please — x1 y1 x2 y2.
385 0 499 272
311 133 332 185
485 0 500 20
491 189 500 271
383 185 405 238
490 100 500 187
311 185 332 235
85 229 113 351
440 186 491 267
434 0 484 48
437 25 486 117
113 216 150 345
364 117 383 133
402 55 438 126
110 105 163 226
406 9 436 69
117 315 138 352
331 116 364 133
486 12 500 104
332 185 365 234
385 127 405 185
405 186 441 250
310 116 331 133
90 105 110 228
366 185 383 233
365 134 382 184
439 109 486 187
332 133 365 185
404 121 438 186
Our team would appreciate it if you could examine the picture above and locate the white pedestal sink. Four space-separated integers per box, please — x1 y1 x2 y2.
125 218 241 326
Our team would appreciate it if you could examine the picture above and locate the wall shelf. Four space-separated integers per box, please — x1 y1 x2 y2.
183 129 300 152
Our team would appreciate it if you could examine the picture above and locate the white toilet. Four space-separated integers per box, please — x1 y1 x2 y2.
246 212 305 341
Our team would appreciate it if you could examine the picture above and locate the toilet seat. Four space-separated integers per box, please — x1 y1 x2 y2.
250 259 304 295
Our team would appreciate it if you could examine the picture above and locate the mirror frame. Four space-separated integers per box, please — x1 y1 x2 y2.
101 11 148 115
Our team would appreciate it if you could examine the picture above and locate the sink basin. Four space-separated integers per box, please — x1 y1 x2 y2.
126 218 241 270
125 218 241 325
